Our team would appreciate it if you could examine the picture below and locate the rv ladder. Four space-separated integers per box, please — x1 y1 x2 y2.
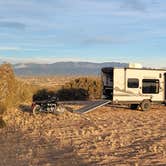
75 100 111 114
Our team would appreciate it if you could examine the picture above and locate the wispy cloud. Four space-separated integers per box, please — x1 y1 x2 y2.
0 46 21 51
0 56 86 64
120 0 146 11
0 0 165 67
0 21 26 30
0 46 40 51
83 36 131 45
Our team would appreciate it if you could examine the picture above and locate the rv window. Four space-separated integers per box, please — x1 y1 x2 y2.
142 79 159 94
128 79 139 88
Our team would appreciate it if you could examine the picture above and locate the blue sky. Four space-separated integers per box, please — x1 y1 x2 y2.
0 0 166 67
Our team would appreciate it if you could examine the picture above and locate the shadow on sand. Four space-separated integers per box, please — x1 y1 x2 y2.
19 104 32 114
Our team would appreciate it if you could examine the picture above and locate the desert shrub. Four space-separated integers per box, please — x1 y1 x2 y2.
12 80 38 106
0 63 15 106
0 63 38 107
0 64 40 127
56 88 89 101
32 77 101 101
0 117 6 128
63 77 102 99
0 103 6 128
32 89 56 101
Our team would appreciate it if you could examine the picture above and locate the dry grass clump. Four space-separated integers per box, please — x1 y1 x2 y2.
18 75 79 90
0 63 37 107
0 103 6 128
0 63 15 105
62 77 102 100
0 63 15 127
0 103 7 115
12 80 38 106
56 88 89 101
0 117 6 128
0 63 38 127
32 77 101 101
32 89 56 101
32 88 88 102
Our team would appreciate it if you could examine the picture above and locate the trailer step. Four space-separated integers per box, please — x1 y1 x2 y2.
75 100 111 114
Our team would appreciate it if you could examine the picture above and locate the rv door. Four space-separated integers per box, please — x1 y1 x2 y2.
101 68 114 99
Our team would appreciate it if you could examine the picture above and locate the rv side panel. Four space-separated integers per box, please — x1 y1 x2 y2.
113 68 165 103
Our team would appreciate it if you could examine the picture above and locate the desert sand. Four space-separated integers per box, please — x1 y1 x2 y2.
0 103 166 166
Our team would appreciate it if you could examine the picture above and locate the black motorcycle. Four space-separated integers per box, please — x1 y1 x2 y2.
31 96 66 115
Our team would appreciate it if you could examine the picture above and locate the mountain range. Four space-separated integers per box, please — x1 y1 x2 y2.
13 62 128 76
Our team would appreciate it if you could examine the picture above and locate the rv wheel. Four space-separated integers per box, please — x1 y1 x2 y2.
140 100 151 111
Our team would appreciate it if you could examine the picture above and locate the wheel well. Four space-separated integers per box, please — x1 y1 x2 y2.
142 99 152 103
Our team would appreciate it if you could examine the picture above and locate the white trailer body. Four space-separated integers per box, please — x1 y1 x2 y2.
102 67 166 105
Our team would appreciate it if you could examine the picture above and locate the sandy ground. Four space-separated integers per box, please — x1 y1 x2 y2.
0 104 166 166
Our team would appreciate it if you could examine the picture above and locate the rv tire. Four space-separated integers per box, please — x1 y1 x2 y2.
140 100 151 111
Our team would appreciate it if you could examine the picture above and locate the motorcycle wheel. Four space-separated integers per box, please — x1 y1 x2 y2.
33 105 41 115
54 104 66 115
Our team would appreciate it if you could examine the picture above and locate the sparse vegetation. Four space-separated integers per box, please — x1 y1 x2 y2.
0 103 7 115
0 117 6 128
0 65 102 108
12 80 38 106
0 63 15 105
32 77 102 101
1 65 166 165
63 77 102 99
32 89 56 101
0 63 37 107
0 64 102 109
0 63 38 126
56 88 89 101
0 103 6 128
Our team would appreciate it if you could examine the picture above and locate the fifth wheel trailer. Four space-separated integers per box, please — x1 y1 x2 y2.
101 66 166 111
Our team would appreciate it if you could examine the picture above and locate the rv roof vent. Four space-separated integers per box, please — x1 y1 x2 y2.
128 63 142 69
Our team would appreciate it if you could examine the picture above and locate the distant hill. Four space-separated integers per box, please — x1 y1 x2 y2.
13 62 128 76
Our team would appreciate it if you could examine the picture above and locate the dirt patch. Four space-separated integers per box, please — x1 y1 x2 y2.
0 104 166 165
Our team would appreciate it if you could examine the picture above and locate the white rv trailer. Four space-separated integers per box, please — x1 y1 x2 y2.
101 66 166 111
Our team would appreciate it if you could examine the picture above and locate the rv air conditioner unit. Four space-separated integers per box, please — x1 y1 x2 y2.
128 63 142 68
